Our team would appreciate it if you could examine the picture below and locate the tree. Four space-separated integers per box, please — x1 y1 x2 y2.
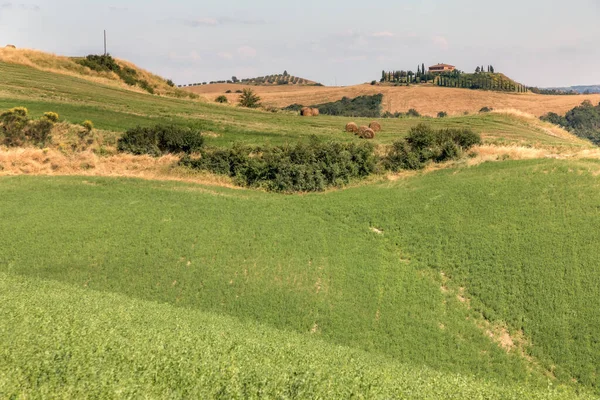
490 65 495 73
381 70 386 82
231 76 239 83
283 70 289 76
239 88 261 108
476 66 481 73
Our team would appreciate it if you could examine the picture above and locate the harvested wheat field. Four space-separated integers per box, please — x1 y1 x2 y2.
187 83 600 117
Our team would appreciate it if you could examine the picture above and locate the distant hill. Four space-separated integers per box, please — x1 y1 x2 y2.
545 85 600 94
181 72 322 87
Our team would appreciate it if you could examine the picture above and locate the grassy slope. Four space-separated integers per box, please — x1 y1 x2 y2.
1 160 600 395
0 47 192 98
0 62 589 149
0 273 591 400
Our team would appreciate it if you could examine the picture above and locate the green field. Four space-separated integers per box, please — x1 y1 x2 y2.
1 55 600 398
0 62 589 148
1 160 600 397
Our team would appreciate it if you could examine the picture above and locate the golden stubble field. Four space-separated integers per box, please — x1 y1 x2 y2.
187 83 600 117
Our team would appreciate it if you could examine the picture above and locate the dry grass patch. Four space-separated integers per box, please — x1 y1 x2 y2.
0 148 237 188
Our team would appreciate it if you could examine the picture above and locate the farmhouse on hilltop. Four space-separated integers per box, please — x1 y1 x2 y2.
429 63 455 73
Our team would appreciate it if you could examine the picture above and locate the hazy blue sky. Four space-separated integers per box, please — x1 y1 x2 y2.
1 0 599 87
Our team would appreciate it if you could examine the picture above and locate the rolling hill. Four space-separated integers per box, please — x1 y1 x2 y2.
186 82 600 117
1 50 600 398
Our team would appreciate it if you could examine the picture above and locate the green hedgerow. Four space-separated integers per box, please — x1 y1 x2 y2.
117 125 204 156
384 124 481 171
181 138 376 193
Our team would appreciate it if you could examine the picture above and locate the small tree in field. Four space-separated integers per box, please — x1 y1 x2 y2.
239 88 261 108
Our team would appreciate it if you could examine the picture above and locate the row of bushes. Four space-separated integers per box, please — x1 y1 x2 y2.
77 54 155 94
117 125 204 156
174 125 481 192
180 139 376 192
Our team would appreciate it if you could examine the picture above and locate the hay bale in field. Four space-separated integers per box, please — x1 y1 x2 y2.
345 122 359 133
358 126 375 139
5 44 16 49
311 108 320 116
369 121 381 133
300 107 313 116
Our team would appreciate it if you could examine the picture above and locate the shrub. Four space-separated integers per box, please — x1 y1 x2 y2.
371 80 377 86
215 95 228 104
479 106 493 113
166 79 175 87
225 90 232 94
235 90 243 94
117 125 204 156
437 111 448 118
0 107 57 147
239 89 261 108
27 118 54 147
43 112 60 123
82 120 94 132
138 80 155 94
407 109 421 117
384 124 481 171
182 138 376 192
0 107 29 146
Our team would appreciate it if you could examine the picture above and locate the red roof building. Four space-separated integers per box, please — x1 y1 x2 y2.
429 63 456 73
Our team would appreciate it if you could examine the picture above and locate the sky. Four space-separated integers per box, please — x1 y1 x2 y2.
1 0 599 87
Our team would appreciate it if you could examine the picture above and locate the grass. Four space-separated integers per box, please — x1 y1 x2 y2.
0 62 590 149
0 272 592 400
1 159 600 396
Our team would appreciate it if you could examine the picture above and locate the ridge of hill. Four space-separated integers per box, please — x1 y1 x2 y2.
181 72 321 88
0 47 196 99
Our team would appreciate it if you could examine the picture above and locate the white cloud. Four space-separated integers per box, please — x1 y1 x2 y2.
329 55 367 63
237 46 257 58
432 36 449 50
186 17 219 27
217 52 233 60
181 17 266 27
109 5 128 11
370 31 394 38
169 51 202 62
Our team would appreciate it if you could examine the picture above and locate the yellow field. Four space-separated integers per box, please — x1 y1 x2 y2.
187 83 600 117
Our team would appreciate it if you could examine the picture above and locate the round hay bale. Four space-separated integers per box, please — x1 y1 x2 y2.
311 108 320 116
345 122 359 133
369 121 381 133
5 44 16 49
362 128 375 139
300 107 313 117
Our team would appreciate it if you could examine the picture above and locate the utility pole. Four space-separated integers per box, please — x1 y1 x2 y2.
104 30 107 56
